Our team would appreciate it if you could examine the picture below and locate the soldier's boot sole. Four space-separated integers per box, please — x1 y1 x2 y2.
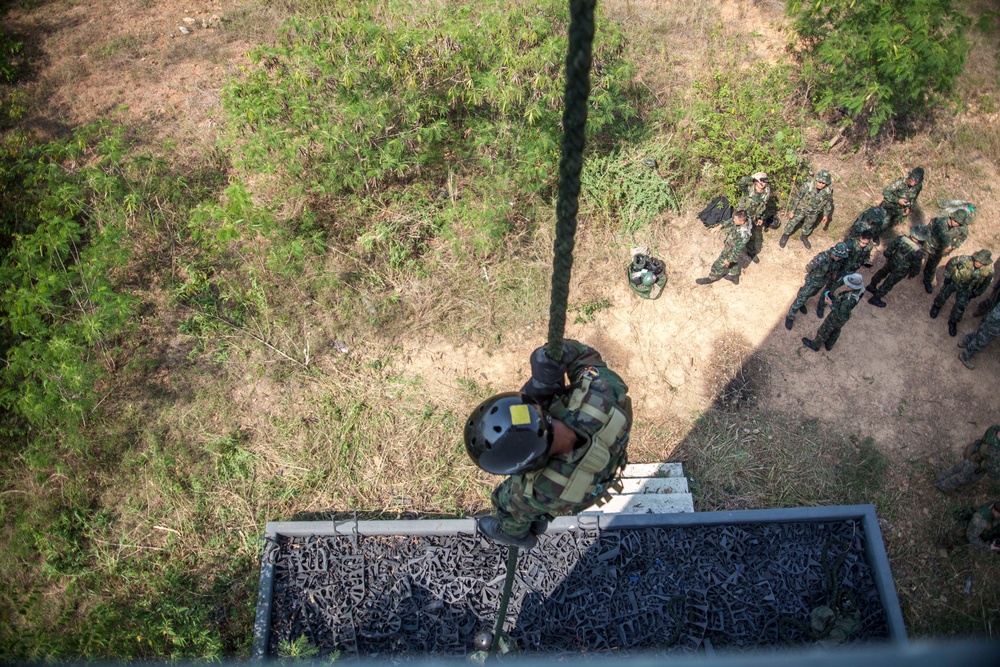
958 353 975 370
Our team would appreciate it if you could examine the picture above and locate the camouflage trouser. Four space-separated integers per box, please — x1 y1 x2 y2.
493 471 613 536
812 312 848 348
783 210 823 237
961 305 1000 360
709 256 739 279
923 251 945 288
973 281 1000 318
745 224 763 257
936 459 985 492
788 275 827 317
881 204 909 232
868 265 908 299
933 277 974 324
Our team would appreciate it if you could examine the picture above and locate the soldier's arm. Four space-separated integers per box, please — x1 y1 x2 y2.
820 192 832 220
967 514 992 551
971 273 993 299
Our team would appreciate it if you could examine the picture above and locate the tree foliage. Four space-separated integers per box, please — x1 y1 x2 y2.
787 0 971 136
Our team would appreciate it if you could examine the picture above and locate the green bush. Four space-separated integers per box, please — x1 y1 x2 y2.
787 0 971 136
222 0 640 198
681 64 806 203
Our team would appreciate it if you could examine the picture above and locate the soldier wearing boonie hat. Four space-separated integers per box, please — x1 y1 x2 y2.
784 241 849 331
802 273 865 352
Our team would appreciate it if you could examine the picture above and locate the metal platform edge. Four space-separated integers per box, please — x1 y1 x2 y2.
251 505 905 659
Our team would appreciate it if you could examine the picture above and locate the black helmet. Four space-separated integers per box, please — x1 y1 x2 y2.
464 392 552 474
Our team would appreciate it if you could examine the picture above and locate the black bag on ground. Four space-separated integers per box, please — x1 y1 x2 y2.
698 196 732 228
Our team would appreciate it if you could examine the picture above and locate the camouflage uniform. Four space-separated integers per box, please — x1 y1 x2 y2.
708 215 753 279
784 180 834 238
879 174 922 229
787 247 846 320
937 425 1000 492
932 255 994 325
960 301 1000 364
846 207 888 242
737 175 774 255
826 237 873 295
868 235 925 300
973 276 1000 318
943 501 1000 553
923 216 970 289
809 286 863 349
493 340 631 536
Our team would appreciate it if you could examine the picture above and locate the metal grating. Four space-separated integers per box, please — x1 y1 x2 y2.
254 506 905 658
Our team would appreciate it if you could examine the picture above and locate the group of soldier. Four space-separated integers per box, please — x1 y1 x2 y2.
697 167 999 366
695 167 998 552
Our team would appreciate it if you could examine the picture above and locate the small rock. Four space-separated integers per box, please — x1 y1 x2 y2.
183 17 197 26
178 26 190 35
938 548 948 558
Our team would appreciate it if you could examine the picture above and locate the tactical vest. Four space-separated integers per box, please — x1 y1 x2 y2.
522 377 630 505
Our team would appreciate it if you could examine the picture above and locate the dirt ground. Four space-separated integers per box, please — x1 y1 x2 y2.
5 0 1000 639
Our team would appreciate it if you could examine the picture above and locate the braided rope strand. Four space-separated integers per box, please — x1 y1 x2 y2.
546 0 595 363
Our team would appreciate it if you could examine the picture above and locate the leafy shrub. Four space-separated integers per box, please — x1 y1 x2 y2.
581 151 679 233
222 0 640 198
681 64 806 203
787 0 971 136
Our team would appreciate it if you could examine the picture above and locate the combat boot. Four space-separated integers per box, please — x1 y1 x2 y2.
695 276 721 285
802 337 821 352
724 273 740 285
824 340 835 351
477 517 537 549
948 321 957 337
865 283 877 294
801 234 811 250
799 305 808 315
868 296 887 308
924 282 934 294
929 304 940 319
784 315 794 331
959 353 975 370
779 234 789 249
816 301 825 319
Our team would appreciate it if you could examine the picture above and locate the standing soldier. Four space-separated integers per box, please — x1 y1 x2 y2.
696 209 752 285
465 340 631 548
940 501 1000 554
866 225 930 308
930 249 994 337
879 167 924 230
923 208 972 293
780 170 834 250
821 233 874 317
937 425 1000 492
737 171 773 259
972 264 1000 318
959 299 1000 370
802 273 865 352
784 242 850 330
845 206 889 244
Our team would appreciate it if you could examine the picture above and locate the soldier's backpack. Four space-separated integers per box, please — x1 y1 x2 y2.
698 196 732 228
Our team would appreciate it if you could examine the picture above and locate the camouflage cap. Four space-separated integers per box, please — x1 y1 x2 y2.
816 169 832 185
869 205 887 221
831 242 849 259
951 208 971 225
972 249 992 265
843 273 864 290
908 225 930 241
908 167 924 182
751 171 768 182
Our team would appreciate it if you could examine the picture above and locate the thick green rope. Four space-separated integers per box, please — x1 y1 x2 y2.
546 0 596 364
488 545 519 657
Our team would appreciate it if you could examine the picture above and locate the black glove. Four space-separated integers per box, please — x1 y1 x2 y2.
521 345 565 401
